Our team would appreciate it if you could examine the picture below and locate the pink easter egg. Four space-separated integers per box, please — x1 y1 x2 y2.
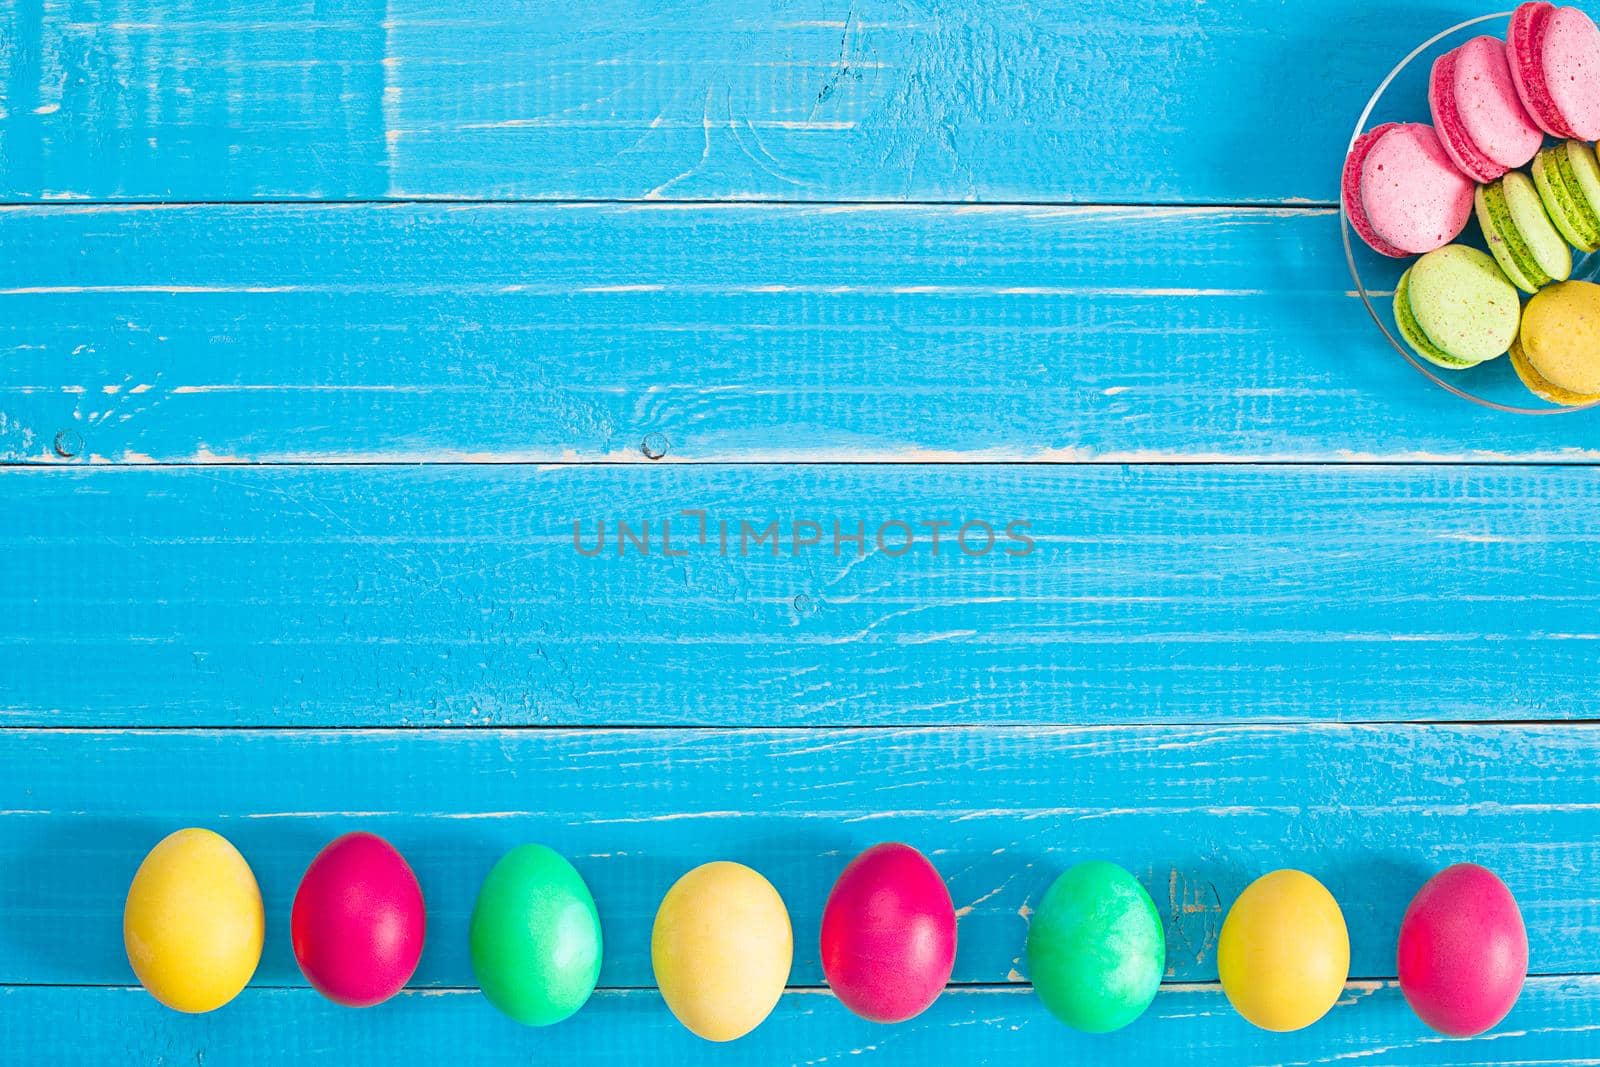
820 842 957 1023
1398 864 1527 1037
292 832 426 1007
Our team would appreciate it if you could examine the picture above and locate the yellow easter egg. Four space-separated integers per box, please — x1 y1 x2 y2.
651 861 792 1041
124 828 265 1013
1218 869 1349 1032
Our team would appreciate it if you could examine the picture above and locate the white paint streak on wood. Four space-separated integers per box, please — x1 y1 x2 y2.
0 285 300 295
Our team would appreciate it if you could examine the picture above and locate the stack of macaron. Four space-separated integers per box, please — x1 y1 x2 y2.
1343 2 1600 405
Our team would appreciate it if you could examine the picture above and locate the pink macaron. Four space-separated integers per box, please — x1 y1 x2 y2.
1430 36 1543 183
1507 2 1600 140
1343 122 1475 258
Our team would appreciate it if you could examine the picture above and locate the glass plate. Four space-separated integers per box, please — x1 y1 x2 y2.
1342 9 1600 414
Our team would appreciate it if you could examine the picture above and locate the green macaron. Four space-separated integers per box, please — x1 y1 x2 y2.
1394 245 1521 370
1476 172 1572 294
1530 141 1600 254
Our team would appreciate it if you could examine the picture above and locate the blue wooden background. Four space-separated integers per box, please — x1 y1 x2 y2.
3 1 1598 1063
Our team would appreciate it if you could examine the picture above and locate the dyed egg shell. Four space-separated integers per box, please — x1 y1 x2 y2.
1398 864 1527 1037
1026 861 1165 1033
820 842 957 1023
470 844 602 1026
292 832 426 1007
123 828 264 1013
651 861 792 1041
1218 869 1349 1032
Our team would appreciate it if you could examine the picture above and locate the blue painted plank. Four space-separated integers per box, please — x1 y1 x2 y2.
4 464 1599 727
2 725 1596 985
0 0 1496 204
4 979 1595 1066
3 204 1597 465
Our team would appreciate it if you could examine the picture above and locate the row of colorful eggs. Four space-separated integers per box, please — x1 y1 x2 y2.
125 829 1528 1041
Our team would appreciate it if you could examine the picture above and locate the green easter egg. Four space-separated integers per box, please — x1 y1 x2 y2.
470 844 602 1026
1026 861 1165 1033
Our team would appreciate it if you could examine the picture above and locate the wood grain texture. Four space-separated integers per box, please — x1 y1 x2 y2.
4 979 1598 1066
0 0 1487 204
5 464 1600 726
4 203 1597 466
3 725 1597 987
6 3 1598 1062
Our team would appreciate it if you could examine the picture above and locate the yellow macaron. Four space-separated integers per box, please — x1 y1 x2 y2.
1511 281 1600 406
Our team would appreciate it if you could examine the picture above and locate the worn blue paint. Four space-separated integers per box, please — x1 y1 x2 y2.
3 203 1599 465
3 0 1599 1063
3 979 1600 1062
5 464 1600 726
0 0 1498 205
4 980 1599 1066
